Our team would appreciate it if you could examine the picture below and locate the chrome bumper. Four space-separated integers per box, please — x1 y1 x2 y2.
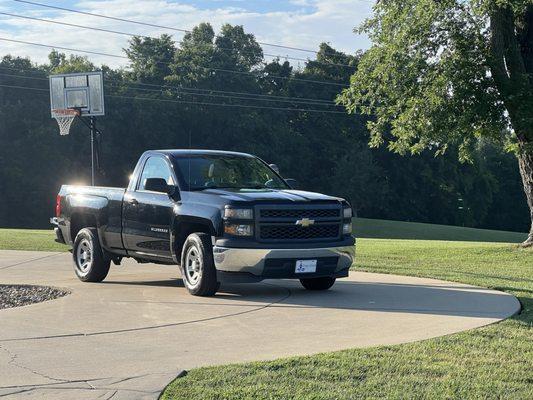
50 217 66 244
212 244 355 278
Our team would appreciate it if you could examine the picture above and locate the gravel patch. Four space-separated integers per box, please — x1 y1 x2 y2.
0 285 69 309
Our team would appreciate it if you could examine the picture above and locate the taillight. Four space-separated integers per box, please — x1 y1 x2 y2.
55 195 61 217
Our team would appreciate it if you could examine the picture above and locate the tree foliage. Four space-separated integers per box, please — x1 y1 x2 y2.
0 23 529 233
338 0 533 243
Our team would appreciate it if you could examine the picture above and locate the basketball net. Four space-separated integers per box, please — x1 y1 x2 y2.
52 109 80 136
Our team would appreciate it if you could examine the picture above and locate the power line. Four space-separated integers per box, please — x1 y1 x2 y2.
0 71 341 107
0 65 336 104
108 93 349 114
0 11 357 69
0 82 350 114
0 37 349 87
130 81 336 105
107 82 341 107
13 0 333 56
0 83 49 92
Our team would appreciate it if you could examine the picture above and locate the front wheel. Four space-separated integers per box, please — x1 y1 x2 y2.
180 233 219 296
72 228 110 282
300 276 336 291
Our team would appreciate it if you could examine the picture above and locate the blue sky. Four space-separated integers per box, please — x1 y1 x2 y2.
0 0 374 68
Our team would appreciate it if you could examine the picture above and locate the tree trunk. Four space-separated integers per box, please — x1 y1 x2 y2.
489 7 533 246
517 144 533 247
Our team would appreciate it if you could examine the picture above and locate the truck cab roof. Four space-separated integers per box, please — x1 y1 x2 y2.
151 149 255 158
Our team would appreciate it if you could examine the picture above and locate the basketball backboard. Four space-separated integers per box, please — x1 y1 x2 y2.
49 71 105 117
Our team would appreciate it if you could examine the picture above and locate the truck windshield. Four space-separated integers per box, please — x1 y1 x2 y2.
174 154 289 191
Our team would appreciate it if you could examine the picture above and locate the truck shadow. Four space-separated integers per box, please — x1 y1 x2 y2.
104 278 185 287
245 280 517 319
102 278 519 319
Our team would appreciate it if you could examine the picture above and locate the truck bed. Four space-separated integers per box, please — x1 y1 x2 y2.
60 185 126 201
58 185 127 250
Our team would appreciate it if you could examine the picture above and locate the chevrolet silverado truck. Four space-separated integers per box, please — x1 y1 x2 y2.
51 150 355 296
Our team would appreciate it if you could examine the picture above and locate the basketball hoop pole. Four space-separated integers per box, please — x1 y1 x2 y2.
75 115 103 186
90 117 96 186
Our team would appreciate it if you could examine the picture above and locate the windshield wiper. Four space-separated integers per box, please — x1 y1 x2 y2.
192 186 238 191
191 185 274 191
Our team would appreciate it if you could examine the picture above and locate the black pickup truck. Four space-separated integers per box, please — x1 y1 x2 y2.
51 150 355 296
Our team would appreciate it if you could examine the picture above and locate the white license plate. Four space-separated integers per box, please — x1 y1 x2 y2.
295 259 317 274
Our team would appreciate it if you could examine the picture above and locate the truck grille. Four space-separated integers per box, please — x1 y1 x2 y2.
260 209 340 219
257 204 342 242
260 224 339 240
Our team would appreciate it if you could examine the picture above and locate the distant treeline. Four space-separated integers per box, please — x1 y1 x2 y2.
0 23 528 232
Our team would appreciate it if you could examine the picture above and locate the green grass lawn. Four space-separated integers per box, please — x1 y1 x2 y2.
354 217 528 243
162 240 532 399
1 222 531 398
0 228 66 252
0 217 527 252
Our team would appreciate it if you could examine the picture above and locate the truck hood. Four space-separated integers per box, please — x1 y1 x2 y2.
197 188 342 203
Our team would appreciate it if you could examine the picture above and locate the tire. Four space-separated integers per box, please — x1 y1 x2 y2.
300 276 336 291
180 233 219 296
72 228 111 282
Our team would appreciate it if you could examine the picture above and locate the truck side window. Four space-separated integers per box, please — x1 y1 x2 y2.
138 157 174 190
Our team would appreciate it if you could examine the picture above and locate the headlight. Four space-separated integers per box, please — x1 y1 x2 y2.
224 208 253 219
225 224 253 236
343 207 353 219
342 222 353 235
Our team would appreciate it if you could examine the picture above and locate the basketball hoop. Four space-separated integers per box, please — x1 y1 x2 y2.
52 108 80 136
49 71 105 185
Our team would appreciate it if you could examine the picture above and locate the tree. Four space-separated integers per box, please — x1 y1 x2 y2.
124 34 175 84
339 1 533 246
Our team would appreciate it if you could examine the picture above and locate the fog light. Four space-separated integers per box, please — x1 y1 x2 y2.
225 224 253 236
213 249 226 264
342 222 352 235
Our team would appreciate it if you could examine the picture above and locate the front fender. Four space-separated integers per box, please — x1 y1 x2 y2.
169 202 222 263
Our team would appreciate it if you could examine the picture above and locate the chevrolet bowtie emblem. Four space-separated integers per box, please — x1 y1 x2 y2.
295 218 315 227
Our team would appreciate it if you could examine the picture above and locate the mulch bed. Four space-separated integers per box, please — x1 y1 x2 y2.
0 285 69 309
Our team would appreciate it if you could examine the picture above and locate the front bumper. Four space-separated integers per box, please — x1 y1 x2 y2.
213 241 355 283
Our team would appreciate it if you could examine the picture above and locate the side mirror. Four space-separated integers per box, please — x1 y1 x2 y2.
284 178 298 189
144 178 170 193
269 164 280 174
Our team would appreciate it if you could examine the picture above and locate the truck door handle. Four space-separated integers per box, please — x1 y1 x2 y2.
128 198 139 206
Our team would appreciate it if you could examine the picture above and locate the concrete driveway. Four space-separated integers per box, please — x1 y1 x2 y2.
0 250 520 399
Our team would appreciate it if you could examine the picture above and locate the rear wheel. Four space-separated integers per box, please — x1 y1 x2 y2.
300 276 336 291
180 233 219 296
72 228 110 282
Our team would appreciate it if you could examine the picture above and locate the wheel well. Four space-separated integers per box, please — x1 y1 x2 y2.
174 222 213 261
70 213 98 241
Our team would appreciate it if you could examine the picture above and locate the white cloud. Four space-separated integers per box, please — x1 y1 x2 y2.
0 0 373 68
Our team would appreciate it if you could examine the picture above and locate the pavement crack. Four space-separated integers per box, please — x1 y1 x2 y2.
0 343 72 384
0 387 35 397
85 380 97 389
0 344 16 365
0 253 63 270
1 283 292 343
